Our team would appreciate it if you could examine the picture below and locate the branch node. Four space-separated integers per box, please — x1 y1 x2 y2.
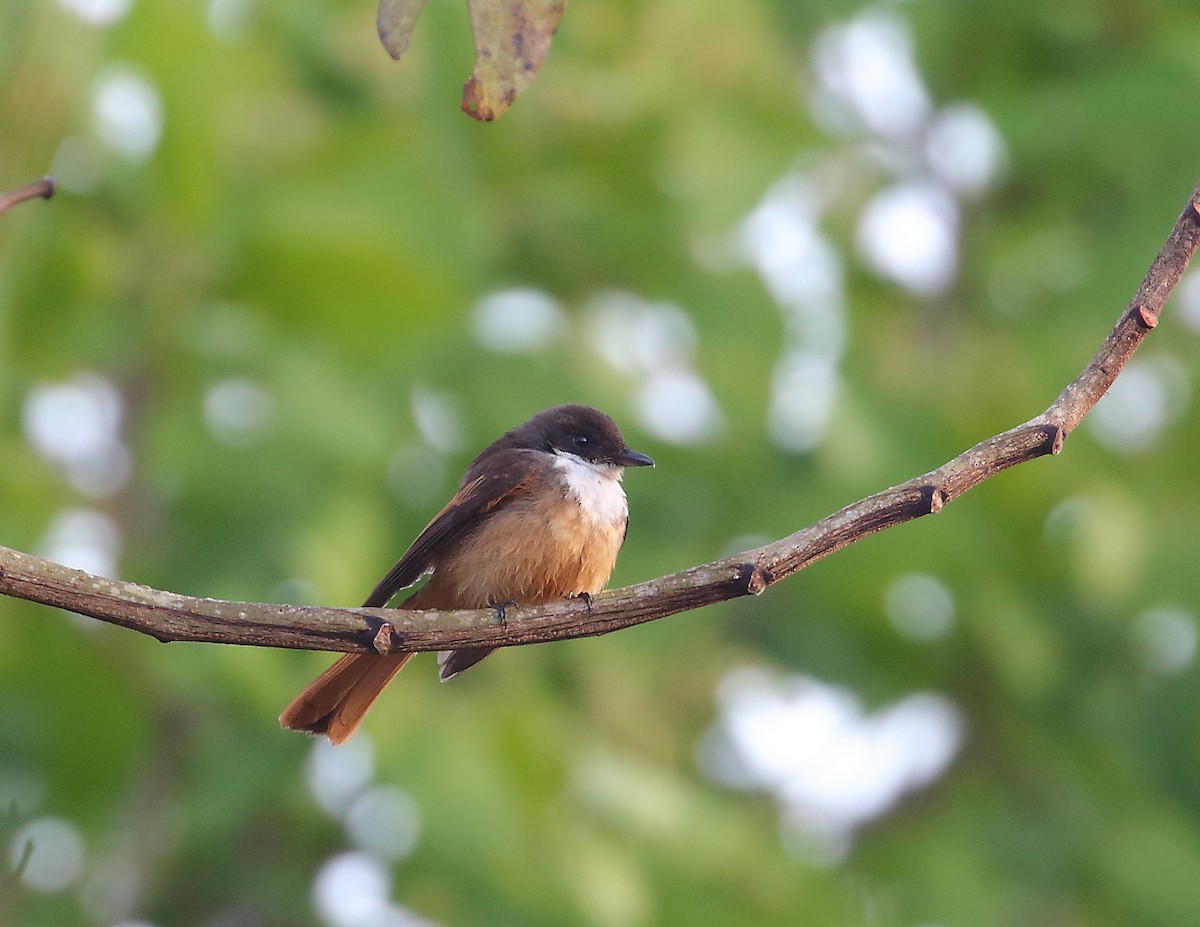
1135 304 1159 329
1192 199 1200 219
922 485 947 514
366 615 402 654
1049 425 1066 456
736 563 772 596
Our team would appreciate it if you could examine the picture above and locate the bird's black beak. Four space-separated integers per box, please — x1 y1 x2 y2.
616 449 655 468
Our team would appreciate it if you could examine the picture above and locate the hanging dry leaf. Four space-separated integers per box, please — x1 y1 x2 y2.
377 0 430 60
461 0 566 121
376 0 566 121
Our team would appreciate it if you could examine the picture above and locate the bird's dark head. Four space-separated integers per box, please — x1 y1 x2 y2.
508 404 654 470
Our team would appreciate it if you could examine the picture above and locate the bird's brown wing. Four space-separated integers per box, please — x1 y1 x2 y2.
361 448 536 608
281 451 536 741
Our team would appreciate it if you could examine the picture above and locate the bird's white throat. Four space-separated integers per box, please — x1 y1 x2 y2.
553 452 628 526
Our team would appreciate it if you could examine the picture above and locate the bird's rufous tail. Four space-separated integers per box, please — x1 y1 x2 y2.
279 652 413 744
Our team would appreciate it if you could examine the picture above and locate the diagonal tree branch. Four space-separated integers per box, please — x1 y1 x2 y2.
2 181 1199 654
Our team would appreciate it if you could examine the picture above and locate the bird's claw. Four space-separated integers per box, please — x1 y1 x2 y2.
487 597 517 628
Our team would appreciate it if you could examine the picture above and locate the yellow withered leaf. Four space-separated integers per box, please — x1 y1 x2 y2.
376 0 566 121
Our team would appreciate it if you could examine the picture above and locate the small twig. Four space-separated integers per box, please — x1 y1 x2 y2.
0 177 54 216
1 180 1199 653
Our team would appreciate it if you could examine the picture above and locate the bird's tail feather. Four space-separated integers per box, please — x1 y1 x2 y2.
279 652 413 744
437 647 495 680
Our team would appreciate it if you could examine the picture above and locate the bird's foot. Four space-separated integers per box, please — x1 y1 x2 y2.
487 597 517 628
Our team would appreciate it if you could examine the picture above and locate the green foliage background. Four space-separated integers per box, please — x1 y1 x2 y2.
3 1 1200 925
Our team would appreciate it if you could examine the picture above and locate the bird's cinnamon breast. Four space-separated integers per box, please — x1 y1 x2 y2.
412 485 627 610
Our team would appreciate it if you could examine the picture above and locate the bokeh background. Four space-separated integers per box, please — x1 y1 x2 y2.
4 1 1200 925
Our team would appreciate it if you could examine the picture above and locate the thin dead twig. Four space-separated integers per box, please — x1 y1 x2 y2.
0 177 54 216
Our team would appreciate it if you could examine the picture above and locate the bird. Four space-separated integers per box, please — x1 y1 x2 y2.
279 404 654 744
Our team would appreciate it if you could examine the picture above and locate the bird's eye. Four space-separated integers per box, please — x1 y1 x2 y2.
572 434 590 449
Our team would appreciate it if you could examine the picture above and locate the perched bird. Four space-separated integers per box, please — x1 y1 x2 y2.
280 404 654 743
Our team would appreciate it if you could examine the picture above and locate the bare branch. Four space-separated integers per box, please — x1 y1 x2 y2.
0 177 54 216
2 181 1199 653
